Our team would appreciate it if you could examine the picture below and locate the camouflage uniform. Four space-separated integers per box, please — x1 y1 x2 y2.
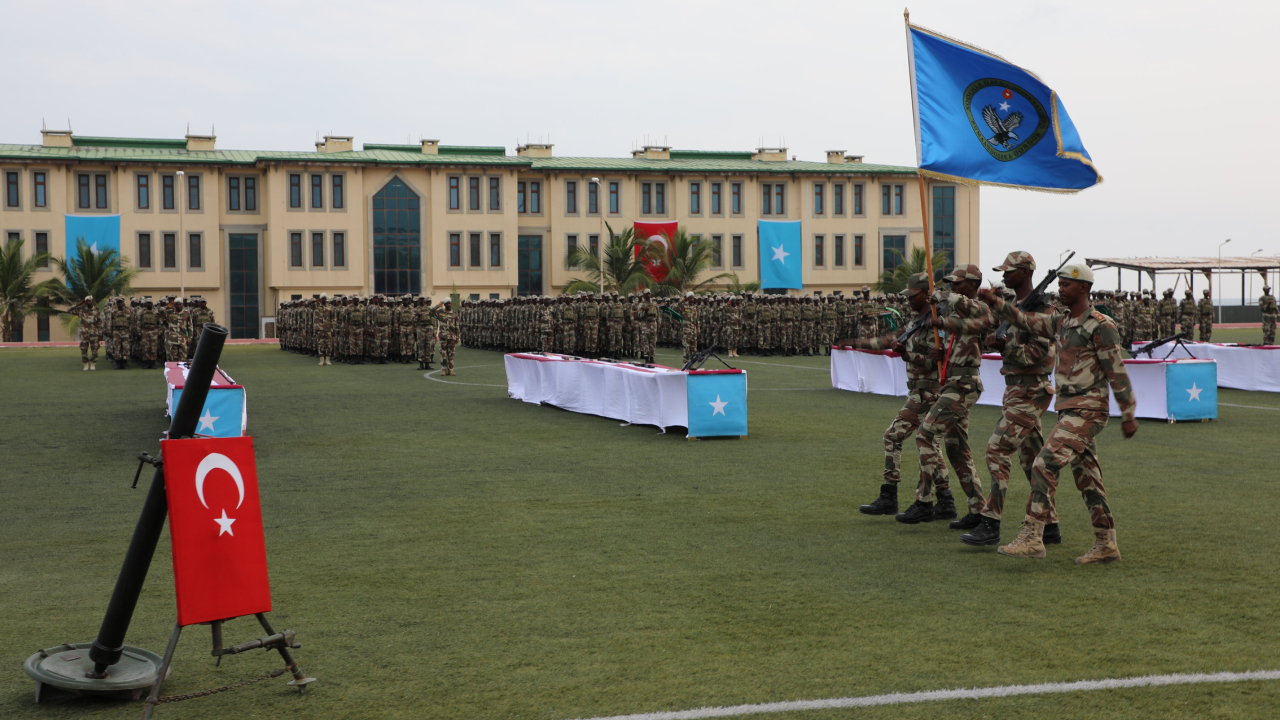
75 301 101 366
191 302 215 354
139 304 161 366
579 297 598 356
637 292 658 362
371 299 392 362
862 323 943 486
1157 291 1178 338
164 304 190 362
681 297 700 363
314 300 334 363
1178 292 1197 336
1197 292 1214 342
540 300 555 352
110 300 131 365
439 303 460 374
1261 288 1277 345
347 299 366 362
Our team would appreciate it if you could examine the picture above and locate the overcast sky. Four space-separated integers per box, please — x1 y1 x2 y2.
3 0 1276 297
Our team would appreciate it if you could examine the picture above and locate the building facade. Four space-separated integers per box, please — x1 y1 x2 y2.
1 130 978 341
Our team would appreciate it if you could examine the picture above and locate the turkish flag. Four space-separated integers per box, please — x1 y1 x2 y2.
633 221 678 282
161 436 272 626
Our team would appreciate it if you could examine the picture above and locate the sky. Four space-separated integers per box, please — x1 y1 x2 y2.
3 0 1277 298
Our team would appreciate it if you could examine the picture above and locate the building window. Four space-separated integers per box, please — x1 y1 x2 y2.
469 232 482 268
895 184 904 215
162 175 175 210
710 182 722 214
587 181 599 214
529 181 540 213
609 181 620 214
449 233 461 267
588 234 599 256
855 234 864 266
732 182 742 214
35 232 49 268
883 235 906 273
244 177 257 211
77 174 90 209
95 174 109 209
642 183 652 214
565 180 577 214
228 176 240 211
774 183 785 215
517 182 526 213
489 177 501 210
311 232 324 267
5 231 16 245
731 235 743 268
761 184 771 215
164 233 177 268
448 177 461 210
6 171 20 207
883 184 904 215
567 234 578 253
37 310 49 342
138 233 152 269
469 177 480 211
834 234 845 267
933 186 956 273
289 174 302 208
490 232 502 267
189 233 202 269
689 182 701 214
332 175 344 210
309 175 322 209
814 234 824 266
186 175 200 211
289 232 303 267
372 178 422 293
710 234 723 268
813 183 824 216
33 172 46 208
833 183 844 215
655 182 665 214
333 232 345 267
853 184 864 215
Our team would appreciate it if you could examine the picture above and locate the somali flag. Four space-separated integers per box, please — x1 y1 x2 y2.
686 371 748 438
65 214 121 258
906 19 1100 192
173 387 248 438
758 220 802 290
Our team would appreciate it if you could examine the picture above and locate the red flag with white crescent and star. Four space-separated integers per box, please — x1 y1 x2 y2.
161 436 272 626
633 220 678 282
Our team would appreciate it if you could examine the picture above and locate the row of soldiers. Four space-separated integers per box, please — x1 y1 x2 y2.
459 289 911 363
1094 285 1278 345
277 294 461 374
71 295 215 370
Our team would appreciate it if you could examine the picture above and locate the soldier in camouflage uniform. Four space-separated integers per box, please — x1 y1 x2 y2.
1133 292 1155 343
637 290 658 363
414 297 436 369
539 297 555 353
1178 289 1197 337
799 296 817 355
959 253 1060 547
1197 290 1214 342
165 299 191 363
191 298 215 356
109 297 131 369
1261 286 1277 345
439 299 460 375
819 296 838 355
139 299 161 369
901 265 993 525
313 295 334 365
73 296 101 370
1157 289 1178 338
369 295 392 363
347 296 366 363
757 297 776 355
680 293 700 363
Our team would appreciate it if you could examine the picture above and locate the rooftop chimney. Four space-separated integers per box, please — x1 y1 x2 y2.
631 145 670 160
186 133 216 151
421 139 440 155
826 150 846 164
316 135 354 153
41 129 73 148
844 154 864 164
753 147 787 162
516 143 553 158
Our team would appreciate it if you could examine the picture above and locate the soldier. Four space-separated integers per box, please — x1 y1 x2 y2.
539 297 555 352
439 299 460 375
1158 289 1178 338
959 252 1060 547
579 294 598 357
561 295 579 357
73 296 101 370
854 273 947 517
414 297 436 370
109 297 131 369
165 299 190 363
139 298 161 369
978 263 1137 564
680 293 700 363
191 297 215 355
819 296 838 355
370 295 392 363
904 264 993 525
607 291 625 356
799 296 818 355
1133 291 1155 343
1261 286 1278 345
1198 289 1214 342
637 289 658 363
313 295 334 365
1178 289 1197 337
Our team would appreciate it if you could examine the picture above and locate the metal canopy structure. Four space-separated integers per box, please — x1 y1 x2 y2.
1086 257 1280 274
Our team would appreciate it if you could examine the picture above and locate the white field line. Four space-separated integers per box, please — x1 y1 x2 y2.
424 365 507 387
1220 402 1280 411
566 670 1280 720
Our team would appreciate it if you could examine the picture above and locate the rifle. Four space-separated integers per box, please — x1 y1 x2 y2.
993 251 1077 340
681 343 734 372
660 305 684 322
896 301 950 345
1129 331 1192 359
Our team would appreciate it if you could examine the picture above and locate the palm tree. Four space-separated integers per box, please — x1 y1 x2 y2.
873 247 952 295
563 223 652 295
50 238 138 332
647 228 735 297
724 274 761 295
0 238 57 342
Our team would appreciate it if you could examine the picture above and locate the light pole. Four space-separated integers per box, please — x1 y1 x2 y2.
1217 238 1231 324
176 170 186 298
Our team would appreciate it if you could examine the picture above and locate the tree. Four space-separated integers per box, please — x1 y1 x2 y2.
647 228 735 297
0 238 57 342
724 274 761 295
873 247 952 295
50 238 138 332
562 223 652 295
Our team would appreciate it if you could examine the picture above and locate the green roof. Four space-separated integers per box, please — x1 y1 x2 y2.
526 156 915 175
669 149 755 160
72 136 188 149
438 145 506 157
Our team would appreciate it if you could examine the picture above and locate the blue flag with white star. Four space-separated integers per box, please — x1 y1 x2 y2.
1166 360 1217 421
907 20 1101 192
758 220 802 290
173 387 247 438
64 214 121 259
686 371 748 438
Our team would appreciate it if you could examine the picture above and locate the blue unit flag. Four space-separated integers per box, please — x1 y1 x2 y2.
64 214 121 258
1165 360 1217 421
906 19 1100 192
173 387 247 438
686 371 748 438
758 220 802 290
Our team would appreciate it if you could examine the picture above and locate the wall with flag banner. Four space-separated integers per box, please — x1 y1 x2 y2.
634 221 678 282
172 387 248 437
907 20 1100 192
757 220 802 290
64 214 121 258
686 370 748 438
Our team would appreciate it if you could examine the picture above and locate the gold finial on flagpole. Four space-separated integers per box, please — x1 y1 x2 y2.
904 8 909 20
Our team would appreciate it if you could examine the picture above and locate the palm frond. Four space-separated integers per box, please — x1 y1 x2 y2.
50 238 138 331
873 247 951 295
0 238 56 341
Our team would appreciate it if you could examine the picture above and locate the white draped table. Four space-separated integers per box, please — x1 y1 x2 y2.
504 353 690 430
1132 341 1280 393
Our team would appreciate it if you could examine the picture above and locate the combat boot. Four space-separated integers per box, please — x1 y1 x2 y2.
1075 528 1121 565
121 359 129 369
997 518 1046 559
949 512 982 530
931 488 958 521
959 516 1001 546
895 500 935 524
858 483 898 515
1043 522 1062 545
83 362 89 371
319 358 325 366
90 361 96 371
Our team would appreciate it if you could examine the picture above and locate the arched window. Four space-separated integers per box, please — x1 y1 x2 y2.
372 178 421 294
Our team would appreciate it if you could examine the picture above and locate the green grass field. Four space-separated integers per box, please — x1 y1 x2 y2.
2 339 1278 720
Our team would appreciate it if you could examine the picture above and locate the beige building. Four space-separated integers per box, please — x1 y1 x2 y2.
1 129 978 341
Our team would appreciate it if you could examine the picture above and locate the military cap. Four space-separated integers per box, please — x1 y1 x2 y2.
1185 289 1193 296
1203 289 1211 296
942 264 982 283
1057 263 1094 284
899 272 931 298
994 251 1036 273
1264 286 1272 292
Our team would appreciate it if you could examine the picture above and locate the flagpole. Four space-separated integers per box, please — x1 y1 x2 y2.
905 8 943 351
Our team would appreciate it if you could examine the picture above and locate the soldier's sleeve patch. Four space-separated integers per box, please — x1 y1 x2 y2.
1095 321 1121 346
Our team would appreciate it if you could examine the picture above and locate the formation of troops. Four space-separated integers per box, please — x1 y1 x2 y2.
70 295 215 370
277 294 461 374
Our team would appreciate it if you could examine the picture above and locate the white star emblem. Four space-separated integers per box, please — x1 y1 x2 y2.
1186 382 1203 401
214 509 236 536
197 408 219 433
709 395 728 416
771 244 790 264
90 241 99 253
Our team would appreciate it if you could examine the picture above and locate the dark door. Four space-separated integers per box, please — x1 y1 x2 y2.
228 233 259 339
517 235 543 296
